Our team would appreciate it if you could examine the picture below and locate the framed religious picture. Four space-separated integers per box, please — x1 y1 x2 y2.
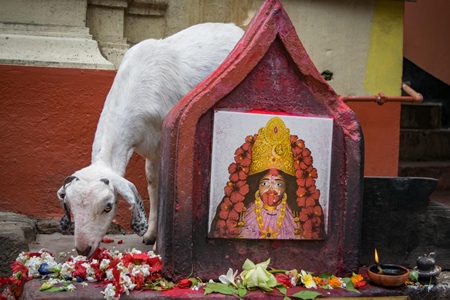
208 111 333 240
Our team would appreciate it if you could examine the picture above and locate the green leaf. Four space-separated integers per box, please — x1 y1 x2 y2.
342 278 360 294
238 284 247 298
39 282 53 291
269 268 288 274
318 272 333 279
46 287 65 292
204 282 237 296
409 269 419 282
291 290 322 300
276 284 287 296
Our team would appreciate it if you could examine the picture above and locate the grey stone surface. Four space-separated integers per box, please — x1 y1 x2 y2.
0 211 36 242
28 232 154 263
0 210 152 277
0 212 37 277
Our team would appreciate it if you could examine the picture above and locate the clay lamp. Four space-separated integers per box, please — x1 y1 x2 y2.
367 248 410 287
414 252 441 284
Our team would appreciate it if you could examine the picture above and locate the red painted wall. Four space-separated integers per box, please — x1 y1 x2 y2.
404 0 450 85
0 65 148 229
0 63 398 227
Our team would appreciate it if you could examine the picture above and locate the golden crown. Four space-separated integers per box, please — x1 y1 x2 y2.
249 117 295 176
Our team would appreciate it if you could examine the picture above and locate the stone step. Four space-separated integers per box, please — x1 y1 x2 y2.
401 102 442 129
399 161 450 191
399 129 450 161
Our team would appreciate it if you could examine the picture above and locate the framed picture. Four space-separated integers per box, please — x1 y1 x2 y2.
208 111 333 240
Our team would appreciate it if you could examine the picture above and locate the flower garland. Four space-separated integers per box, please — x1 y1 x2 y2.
211 134 325 239
0 246 165 300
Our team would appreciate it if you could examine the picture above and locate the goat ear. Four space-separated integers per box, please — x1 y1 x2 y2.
57 176 77 231
110 175 148 236
57 176 78 201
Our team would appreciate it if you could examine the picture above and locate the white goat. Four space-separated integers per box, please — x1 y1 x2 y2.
57 23 244 257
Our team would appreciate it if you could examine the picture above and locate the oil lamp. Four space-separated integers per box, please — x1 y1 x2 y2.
367 248 410 287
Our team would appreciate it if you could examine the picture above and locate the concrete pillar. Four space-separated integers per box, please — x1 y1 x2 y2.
0 0 114 69
125 0 169 45
87 0 129 68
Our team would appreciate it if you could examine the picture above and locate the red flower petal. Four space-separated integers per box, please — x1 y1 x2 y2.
275 274 293 288
178 278 192 288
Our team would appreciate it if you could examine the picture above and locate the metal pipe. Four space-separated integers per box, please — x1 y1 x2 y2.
339 82 423 105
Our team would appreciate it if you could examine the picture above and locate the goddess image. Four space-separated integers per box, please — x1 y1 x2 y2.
209 116 326 240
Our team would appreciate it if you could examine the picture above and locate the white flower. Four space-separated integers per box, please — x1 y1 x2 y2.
116 262 128 274
46 278 63 285
120 273 136 294
24 256 42 277
100 259 111 271
60 261 75 277
82 261 97 279
147 251 162 259
219 268 238 287
131 264 150 277
105 269 114 281
40 251 55 262
66 283 76 292
101 283 119 300
290 276 297 287
16 252 28 264
131 248 142 254
300 270 317 289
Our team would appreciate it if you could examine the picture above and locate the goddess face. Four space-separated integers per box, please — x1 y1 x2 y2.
258 169 286 207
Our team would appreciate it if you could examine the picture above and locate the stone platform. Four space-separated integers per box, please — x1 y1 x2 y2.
18 265 450 300
1 212 449 299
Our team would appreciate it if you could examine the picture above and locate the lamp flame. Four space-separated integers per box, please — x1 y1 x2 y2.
374 248 384 274
374 248 379 264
